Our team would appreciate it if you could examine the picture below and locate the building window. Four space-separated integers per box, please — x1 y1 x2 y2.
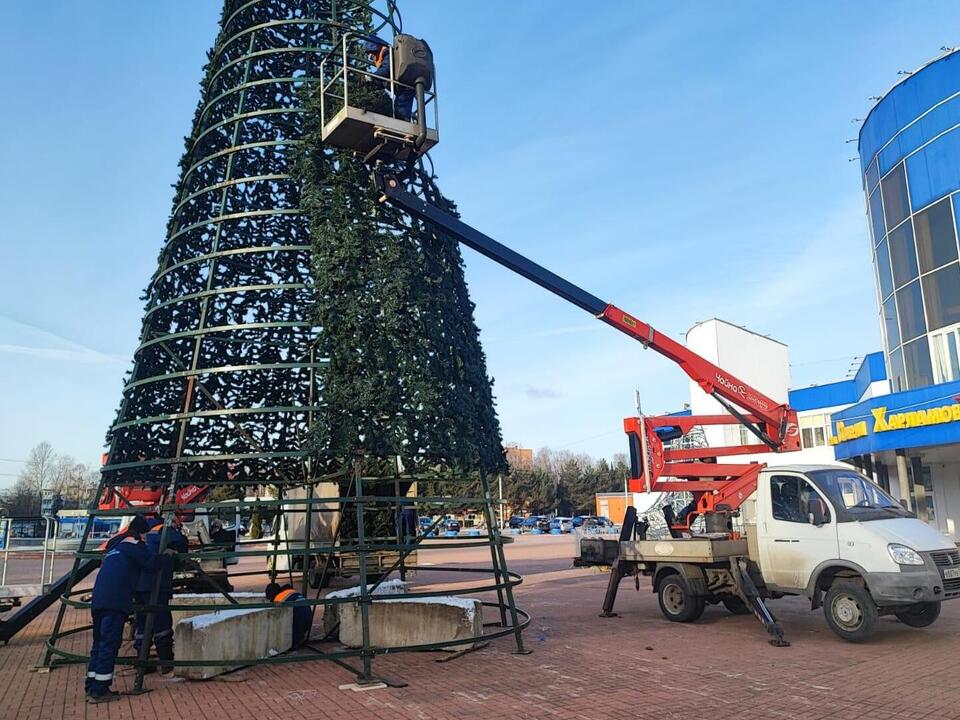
914 197 958 273
800 413 832 449
882 296 900 350
881 163 911 230
922 262 960 331
888 347 906 391
908 462 936 524
888 347 906 392
903 337 935 388
865 157 880 195
931 325 960 383
723 425 753 447
875 238 894 300
897 279 926 341
869 188 886 245
889 222 919 287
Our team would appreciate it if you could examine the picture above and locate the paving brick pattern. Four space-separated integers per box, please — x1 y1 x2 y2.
3 536 960 720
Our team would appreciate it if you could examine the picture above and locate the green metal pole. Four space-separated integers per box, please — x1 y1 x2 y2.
353 458 373 682
479 470 528 654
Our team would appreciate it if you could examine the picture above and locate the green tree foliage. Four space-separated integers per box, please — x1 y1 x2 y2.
502 450 631 516
293 69 506 478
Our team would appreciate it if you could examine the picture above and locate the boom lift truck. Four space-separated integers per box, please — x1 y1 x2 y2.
323 31 960 644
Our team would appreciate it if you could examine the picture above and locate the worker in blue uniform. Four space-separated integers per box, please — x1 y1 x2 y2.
86 515 174 703
265 582 311 648
133 516 188 675
364 38 415 121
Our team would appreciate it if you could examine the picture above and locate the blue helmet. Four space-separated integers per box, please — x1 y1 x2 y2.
362 38 386 54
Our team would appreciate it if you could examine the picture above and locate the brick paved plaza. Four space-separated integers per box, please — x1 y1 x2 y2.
3 535 960 720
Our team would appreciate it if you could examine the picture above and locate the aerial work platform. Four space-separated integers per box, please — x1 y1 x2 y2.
320 32 438 162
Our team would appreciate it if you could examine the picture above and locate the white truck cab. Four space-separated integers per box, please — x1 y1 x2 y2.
596 464 960 643
749 464 959 640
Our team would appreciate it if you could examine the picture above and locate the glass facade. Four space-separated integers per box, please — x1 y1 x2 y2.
859 50 960 392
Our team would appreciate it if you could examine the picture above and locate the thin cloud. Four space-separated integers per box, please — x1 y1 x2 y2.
523 385 562 400
0 314 127 365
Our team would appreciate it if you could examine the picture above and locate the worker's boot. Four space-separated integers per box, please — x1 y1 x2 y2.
156 638 175 676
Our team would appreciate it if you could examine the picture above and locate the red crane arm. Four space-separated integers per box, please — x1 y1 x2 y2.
599 304 788 429
374 170 800 528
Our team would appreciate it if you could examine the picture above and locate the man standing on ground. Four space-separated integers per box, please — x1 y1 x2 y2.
134 516 188 675
86 515 174 704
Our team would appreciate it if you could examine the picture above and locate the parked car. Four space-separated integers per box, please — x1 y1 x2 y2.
508 515 525 529
572 515 588 528
419 516 435 534
520 516 550 533
549 517 573 533
581 515 613 531
442 517 461 533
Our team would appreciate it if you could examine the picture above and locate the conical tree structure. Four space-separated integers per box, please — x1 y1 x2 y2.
44 0 527 685
101 1 407 492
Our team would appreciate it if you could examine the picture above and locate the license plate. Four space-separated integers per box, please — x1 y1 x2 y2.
944 567 960 580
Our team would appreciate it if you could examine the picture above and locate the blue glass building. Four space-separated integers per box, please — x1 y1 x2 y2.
860 49 960 392
825 50 960 536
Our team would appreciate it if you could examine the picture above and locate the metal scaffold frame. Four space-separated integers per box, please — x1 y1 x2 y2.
41 0 527 687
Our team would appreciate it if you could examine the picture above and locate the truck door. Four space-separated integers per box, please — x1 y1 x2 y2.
758 473 839 591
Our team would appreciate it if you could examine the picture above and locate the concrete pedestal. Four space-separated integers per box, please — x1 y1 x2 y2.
338 596 482 650
170 592 264 626
321 579 409 637
173 606 292 679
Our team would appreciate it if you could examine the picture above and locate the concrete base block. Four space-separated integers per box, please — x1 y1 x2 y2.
174 606 292 680
339 596 482 650
170 592 264 626
321 580 408 637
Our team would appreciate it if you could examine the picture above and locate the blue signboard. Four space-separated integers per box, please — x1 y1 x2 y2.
0 519 8 551
830 378 960 458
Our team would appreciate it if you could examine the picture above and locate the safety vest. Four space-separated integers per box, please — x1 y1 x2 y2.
274 588 297 603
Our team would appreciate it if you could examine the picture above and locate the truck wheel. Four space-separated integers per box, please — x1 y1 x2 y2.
824 581 878 642
895 601 941 628
308 567 331 589
657 573 705 622
721 596 752 615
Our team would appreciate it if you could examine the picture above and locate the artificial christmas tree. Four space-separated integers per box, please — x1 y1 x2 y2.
44 0 527 685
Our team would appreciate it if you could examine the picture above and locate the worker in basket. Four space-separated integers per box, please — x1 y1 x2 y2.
133 516 189 676
265 582 312 648
364 37 415 121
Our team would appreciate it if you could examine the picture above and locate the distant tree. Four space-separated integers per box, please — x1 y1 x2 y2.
19 441 56 500
1 443 103 514
0 477 42 517
502 448 634 516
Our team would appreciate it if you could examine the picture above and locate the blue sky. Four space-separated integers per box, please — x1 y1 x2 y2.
0 1 957 483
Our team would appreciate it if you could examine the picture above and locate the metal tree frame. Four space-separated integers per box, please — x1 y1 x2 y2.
43 0 527 687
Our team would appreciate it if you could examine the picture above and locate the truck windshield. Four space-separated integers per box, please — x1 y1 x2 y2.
807 469 909 517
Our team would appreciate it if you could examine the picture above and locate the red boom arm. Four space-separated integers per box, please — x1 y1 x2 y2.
374 171 801 531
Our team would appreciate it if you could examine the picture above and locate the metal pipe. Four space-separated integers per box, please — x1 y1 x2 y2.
39 517 51 588
414 79 427 148
1 519 9 586
48 519 60 585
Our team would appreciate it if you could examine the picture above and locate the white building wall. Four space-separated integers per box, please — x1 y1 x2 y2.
686 319 790 450
683 319 847 468
931 463 960 539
